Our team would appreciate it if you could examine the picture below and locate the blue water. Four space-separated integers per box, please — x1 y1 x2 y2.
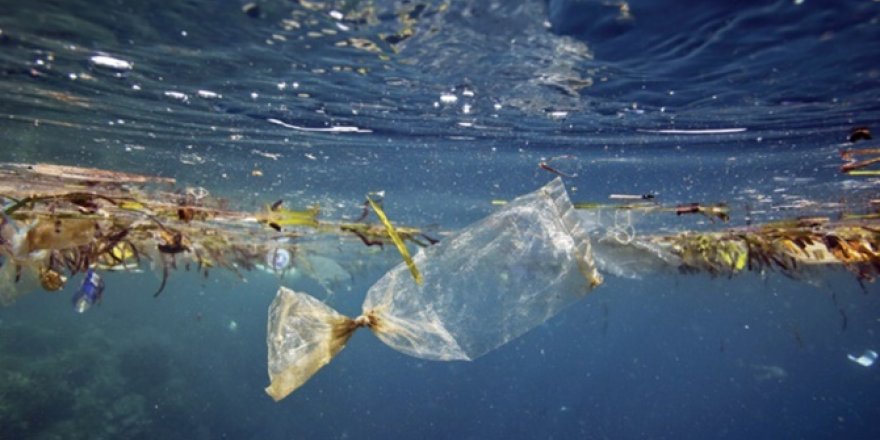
1 0 879 438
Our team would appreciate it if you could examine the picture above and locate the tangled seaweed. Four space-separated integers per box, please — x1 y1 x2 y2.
652 222 880 283
0 163 435 305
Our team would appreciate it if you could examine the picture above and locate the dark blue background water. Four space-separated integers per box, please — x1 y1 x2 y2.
1 0 879 439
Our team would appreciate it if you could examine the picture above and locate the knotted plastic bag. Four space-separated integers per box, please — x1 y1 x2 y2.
266 178 602 401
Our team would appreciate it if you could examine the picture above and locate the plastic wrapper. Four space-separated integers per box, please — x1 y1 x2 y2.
0 259 39 306
576 207 673 279
266 178 602 401
266 288 357 398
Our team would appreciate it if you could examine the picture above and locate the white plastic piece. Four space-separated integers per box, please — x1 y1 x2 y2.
848 349 878 367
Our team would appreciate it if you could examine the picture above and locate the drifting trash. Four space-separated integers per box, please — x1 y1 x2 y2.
242 2 260 18
266 248 291 271
2 162 175 185
196 90 221 99
580 203 880 281
609 194 655 201
89 54 133 71
674 203 730 222
265 178 601 400
848 127 872 143
0 162 433 306
292 254 350 294
439 93 458 104
636 128 747 135
3 161 880 399
538 155 581 178
164 91 189 102
72 269 104 313
840 148 880 175
267 118 372 133
848 349 878 367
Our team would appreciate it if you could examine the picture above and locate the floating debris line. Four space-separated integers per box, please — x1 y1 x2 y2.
2 164 878 401
0 163 434 306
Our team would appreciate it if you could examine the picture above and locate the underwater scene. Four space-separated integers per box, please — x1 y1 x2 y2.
2 0 880 439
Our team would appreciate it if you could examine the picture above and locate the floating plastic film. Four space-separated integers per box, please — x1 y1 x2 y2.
266 178 602 401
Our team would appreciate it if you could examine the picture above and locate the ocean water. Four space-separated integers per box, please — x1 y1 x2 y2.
1 0 879 439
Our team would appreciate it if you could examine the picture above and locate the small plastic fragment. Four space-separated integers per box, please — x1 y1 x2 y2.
89 54 133 71
538 155 581 178
848 349 878 367
72 269 104 313
292 254 349 294
0 162 437 306
266 248 291 271
265 287 356 401
242 2 260 18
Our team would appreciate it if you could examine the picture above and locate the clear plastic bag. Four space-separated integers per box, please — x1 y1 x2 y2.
266 178 601 401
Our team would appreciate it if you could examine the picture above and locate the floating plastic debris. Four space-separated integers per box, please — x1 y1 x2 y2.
164 91 189 102
3 161 880 401
840 148 880 175
1 162 174 185
538 155 580 178
0 162 435 306
265 179 602 400
848 350 878 367
266 249 291 271
89 54 133 71
609 194 655 200
267 118 372 133
636 128 747 134
578 201 880 280
72 269 104 313
251 149 282 160
242 2 260 18
196 90 221 99
179 152 205 165
292 255 348 294
439 93 458 104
